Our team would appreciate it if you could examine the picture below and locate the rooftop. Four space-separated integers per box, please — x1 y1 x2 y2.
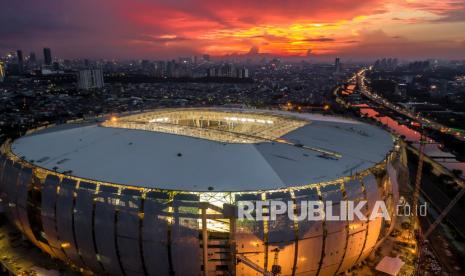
10 108 394 192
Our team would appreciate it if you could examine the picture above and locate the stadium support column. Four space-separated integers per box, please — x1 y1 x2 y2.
223 203 236 276
201 203 209 276
230 216 236 275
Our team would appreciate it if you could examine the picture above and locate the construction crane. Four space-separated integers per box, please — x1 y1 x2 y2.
411 127 426 238
235 248 282 276
411 126 465 237
236 254 272 276
423 186 465 239
410 124 465 275
411 127 424 276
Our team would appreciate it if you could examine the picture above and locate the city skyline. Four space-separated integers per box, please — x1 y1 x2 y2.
1 0 465 60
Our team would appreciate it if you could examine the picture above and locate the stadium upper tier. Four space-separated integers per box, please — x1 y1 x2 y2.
10 108 394 191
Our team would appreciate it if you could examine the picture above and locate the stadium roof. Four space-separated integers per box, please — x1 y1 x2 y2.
11 109 394 192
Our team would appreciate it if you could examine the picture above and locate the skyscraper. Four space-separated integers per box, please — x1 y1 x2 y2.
17 50 24 73
154 61 166 77
77 69 104 90
43 48 52 65
166 60 176 78
238 67 249 78
335 57 341 74
220 63 234 77
29 52 36 64
207 67 217 77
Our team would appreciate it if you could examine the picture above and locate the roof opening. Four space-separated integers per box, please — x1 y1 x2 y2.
101 109 310 144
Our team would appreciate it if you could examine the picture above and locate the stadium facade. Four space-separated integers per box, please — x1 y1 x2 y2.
0 108 404 275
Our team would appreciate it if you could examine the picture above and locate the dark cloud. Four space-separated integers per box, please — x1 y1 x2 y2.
302 37 335 42
0 1 79 37
433 8 465 22
338 29 465 60
403 0 465 23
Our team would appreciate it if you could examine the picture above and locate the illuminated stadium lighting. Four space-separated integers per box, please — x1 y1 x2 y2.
102 108 306 144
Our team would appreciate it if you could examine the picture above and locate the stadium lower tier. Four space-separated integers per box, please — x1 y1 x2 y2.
0 150 404 276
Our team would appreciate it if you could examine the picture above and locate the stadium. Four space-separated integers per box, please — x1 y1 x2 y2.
0 108 403 275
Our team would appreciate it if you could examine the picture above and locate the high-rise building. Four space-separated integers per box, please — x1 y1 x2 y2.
29 52 36 64
141 59 151 73
335 57 341 74
374 57 398 70
53 62 60 71
77 69 104 90
166 60 177 78
238 67 249 78
0 62 5 82
207 67 217 77
207 66 249 78
43 48 52 65
17 50 24 73
154 61 166 78
220 64 234 77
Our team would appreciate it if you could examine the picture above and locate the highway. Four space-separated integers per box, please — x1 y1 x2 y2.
356 68 465 140
350 68 465 178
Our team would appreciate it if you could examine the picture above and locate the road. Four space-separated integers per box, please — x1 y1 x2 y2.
356 68 465 140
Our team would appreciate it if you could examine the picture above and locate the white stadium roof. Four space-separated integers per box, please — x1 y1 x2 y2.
11 109 394 192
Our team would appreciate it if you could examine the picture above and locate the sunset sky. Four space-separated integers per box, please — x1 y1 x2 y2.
1 0 465 60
